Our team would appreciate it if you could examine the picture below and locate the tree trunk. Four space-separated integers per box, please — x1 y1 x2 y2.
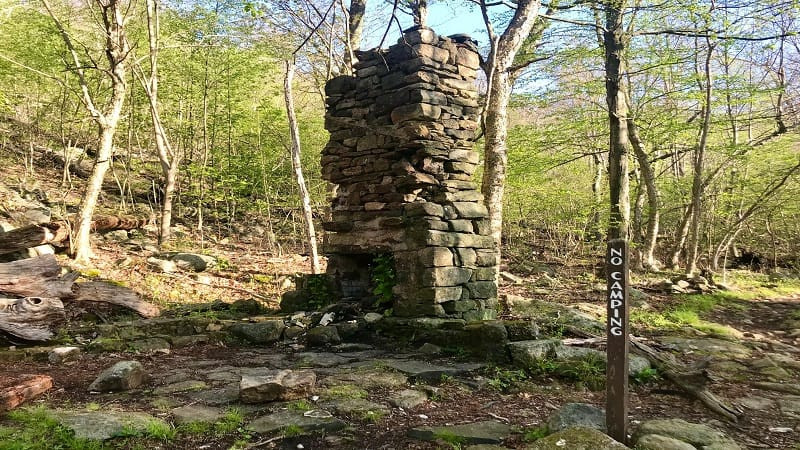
343 0 367 70
0 216 147 256
284 60 321 274
73 124 119 263
686 39 715 276
628 118 660 270
669 202 692 269
42 0 131 264
479 0 543 253
413 0 428 27
589 153 604 241
603 0 630 241
481 70 512 250
143 0 179 245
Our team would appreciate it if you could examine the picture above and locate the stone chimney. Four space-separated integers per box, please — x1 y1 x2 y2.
321 27 499 320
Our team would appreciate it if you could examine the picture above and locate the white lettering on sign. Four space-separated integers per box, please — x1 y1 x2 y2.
608 250 625 337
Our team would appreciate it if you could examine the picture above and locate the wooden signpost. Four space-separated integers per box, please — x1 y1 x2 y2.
606 238 629 444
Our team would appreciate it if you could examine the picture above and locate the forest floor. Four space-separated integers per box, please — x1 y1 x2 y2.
1 140 800 449
0 231 799 449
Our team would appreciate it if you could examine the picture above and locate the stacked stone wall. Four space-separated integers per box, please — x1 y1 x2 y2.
322 27 499 320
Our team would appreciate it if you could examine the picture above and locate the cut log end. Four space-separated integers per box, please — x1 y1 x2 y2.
0 374 54 412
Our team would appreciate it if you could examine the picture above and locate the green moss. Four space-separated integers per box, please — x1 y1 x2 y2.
1 406 106 450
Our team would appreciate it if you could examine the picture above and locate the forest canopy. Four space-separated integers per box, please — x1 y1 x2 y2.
0 0 798 271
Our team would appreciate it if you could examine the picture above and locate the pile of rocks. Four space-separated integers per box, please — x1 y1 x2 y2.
321 26 498 320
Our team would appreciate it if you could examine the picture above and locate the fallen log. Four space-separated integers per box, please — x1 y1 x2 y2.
561 329 741 423
0 256 160 340
0 254 76 298
630 338 741 422
0 375 54 412
0 215 148 256
0 296 65 340
72 281 160 318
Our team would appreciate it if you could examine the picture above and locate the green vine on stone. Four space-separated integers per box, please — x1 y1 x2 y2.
371 253 396 309
306 274 331 310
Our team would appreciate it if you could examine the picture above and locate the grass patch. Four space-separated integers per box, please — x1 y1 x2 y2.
525 353 606 391
632 290 748 337
214 408 244 434
486 367 528 392
632 367 660 384
523 425 548 442
433 430 467 449
0 406 106 450
178 421 212 435
360 410 385 423
142 420 176 441
287 399 313 412
283 424 303 437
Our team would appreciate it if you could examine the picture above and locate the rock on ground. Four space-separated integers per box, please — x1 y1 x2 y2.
246 409 345 435
46 409 167 440
389 389 428 409
408 420 512 445
634 419 741 450
229 321 285 344
48 346 80 364
526 427 628 449
546 403 606 432
87 360 146 392
239 369 315 403
635 434 696 450
170 405 225 425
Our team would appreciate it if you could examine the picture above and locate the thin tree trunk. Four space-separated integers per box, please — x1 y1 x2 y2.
43 0 130 264
669 202 692 269
686 38 715 276
479 0 543 252
142 0 178 245
604 0 630 241
590 153 603 241
284 60 320 274
482 70 512 250
628 117 659 270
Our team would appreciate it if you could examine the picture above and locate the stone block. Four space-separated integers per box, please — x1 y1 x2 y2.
474 219 491 236
408 89 448 105
449 149 480 164
412 44 450 63
325 76 356 95
391 103 442 124
442 300 477 313
471 267 496 281
404 202 444 217
455 248 477 266
420 247 454 266
403 28 438 45
416 286 463 303
452 202 488 218
466 281 497 299
462 308 496 322
422 267 472 287
425 230 494 248
449 219 473 232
